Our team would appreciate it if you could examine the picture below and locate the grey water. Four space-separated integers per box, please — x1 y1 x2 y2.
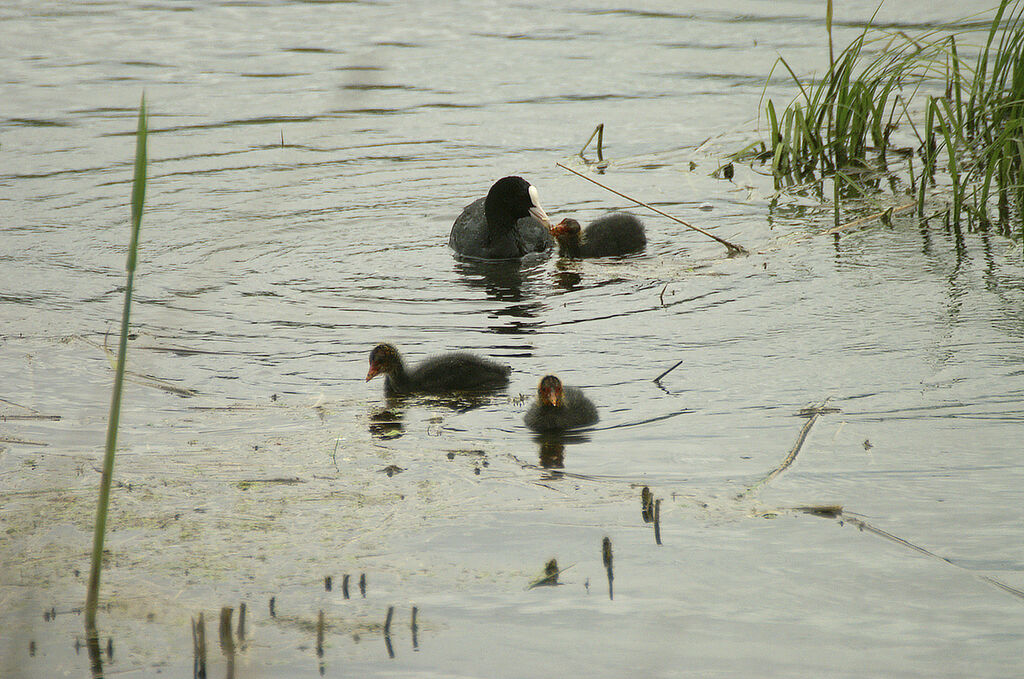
3 1 1024 677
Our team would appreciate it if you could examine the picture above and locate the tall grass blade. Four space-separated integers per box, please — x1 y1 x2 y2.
826 0 835 69
84 95 148 634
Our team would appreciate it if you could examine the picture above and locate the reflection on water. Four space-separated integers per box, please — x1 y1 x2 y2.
536 437 565 469
369 408 404 440
453 257 549 334
534 431 593 471
453 257 542 302
552 259 584 291
369 392 510 440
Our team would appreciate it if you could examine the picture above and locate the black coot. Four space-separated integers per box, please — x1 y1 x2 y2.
366 343 511 396
524 375 599 432
550 213 646 258
449 176 554 259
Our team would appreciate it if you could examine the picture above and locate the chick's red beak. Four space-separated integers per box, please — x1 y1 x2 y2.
366 363 382 381
543 385 562 407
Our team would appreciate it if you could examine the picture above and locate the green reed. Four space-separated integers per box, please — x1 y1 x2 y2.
85 95 148 634
760 0 1024 240
763 23 946 185
962 0 1024 237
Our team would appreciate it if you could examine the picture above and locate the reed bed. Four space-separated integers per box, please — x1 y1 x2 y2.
754 0 1024 241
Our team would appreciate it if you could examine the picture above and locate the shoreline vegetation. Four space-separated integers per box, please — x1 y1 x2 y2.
737 0 1024 243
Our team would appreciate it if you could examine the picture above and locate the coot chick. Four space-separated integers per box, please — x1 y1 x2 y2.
550 213 646 258
449 176 554 259
524 375 599 432
366 343 511 396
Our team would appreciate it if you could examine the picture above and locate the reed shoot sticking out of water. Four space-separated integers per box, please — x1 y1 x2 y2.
85 95 148 634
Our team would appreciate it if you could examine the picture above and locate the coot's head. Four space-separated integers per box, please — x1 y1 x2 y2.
366 343 400 381
537 374 564 407
485 176 550 229
550 218 582 243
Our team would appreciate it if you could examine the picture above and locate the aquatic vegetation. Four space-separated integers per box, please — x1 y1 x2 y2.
85 96 148 633
752 0 1024 241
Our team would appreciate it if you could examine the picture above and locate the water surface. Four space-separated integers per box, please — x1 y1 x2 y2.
3 1 1024 677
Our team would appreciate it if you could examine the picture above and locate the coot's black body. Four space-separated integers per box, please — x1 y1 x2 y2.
449 176 554 260
366 343 511 396
524 375 599 432
551 213 646 258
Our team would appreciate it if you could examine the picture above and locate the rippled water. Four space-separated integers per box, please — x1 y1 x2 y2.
4 1 1024 677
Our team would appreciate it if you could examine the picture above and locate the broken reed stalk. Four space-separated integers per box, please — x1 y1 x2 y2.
193 613 208 678
824 201 917 236
85 95 148 634
218 607 234 655
653 359 684 384
411 606 419 650
602 537 614 600
556 162 748 255
654 499 663 545
237 602 246 641
577 123 605 162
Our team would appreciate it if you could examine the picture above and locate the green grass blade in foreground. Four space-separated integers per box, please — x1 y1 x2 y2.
84 95 148 634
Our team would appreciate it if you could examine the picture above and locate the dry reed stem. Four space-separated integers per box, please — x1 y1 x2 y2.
556 162 748 255
824 200 917 235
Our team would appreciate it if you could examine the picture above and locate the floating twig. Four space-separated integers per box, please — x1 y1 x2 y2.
738 399 837 498
85 333 200 397
236 477 304 487
826 512 1024 604
556 162 748 255
824 201 916 235
0 437 49 446
0 414 61 421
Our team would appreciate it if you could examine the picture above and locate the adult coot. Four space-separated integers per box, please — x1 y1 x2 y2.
366 343 511 396
524 375 599 432
550 213 646 258
449 176 554 259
